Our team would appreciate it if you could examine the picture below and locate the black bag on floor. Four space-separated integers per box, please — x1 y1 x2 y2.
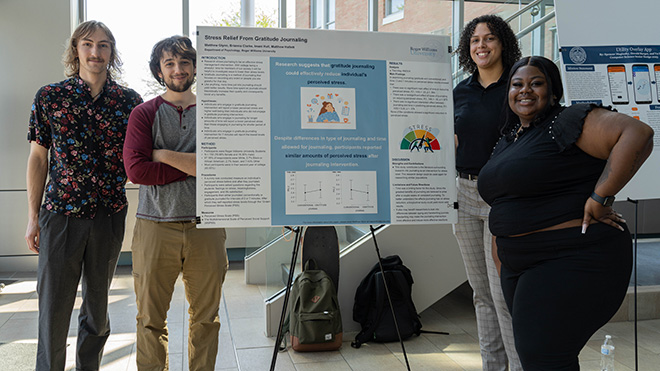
351 255 446 348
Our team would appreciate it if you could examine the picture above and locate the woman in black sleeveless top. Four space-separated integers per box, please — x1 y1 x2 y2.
478 56 654 369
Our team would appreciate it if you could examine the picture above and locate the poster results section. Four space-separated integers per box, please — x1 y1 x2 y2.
196 27 455 227
388 60 456 224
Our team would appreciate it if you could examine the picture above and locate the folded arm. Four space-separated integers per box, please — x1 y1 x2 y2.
123 103 189 185
152 149 196 176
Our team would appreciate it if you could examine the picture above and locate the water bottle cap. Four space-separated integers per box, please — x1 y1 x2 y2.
605 335 612 339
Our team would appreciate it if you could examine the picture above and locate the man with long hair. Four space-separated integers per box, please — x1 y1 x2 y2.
123 36 228 370
26 20 142 370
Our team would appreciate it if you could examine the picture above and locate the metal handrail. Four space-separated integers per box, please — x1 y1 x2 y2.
504 0 544 23
515 10 555 40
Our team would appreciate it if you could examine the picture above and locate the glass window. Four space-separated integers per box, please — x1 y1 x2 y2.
386 0 404 16
191 1 242 31
312 0 323 29
190 0 279 33
311 0 335 29
87 0 280 99
87 0 181 100
327 0 335 29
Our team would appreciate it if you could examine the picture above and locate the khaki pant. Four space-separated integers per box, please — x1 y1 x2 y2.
131 218 228 371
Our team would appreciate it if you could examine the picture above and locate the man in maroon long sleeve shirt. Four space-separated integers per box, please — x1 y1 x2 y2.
123 36 228 371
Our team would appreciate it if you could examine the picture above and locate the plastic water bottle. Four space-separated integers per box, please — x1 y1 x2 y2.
600 335 615 371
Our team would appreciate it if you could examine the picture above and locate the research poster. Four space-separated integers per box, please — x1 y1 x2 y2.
195 27 456 228
555 0 660 200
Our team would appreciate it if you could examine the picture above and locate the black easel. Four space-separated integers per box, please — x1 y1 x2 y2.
269 226 303 371
368 224 412 370
627 198 639 371
365 225 449 370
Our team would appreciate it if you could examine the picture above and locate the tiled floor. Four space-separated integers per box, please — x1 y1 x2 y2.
1 262 660 370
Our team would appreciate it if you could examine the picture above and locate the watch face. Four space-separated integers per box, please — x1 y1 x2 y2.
603 196 615 207
591 192 615 207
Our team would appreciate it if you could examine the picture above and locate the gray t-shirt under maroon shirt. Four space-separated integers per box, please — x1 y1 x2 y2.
123 96 196 222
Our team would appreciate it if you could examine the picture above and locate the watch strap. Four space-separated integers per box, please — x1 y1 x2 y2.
590 192 615 207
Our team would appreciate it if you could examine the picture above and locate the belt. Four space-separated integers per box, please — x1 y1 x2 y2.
458 172 478 181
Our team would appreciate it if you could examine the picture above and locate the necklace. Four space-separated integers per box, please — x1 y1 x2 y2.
92 89 103 101
514 124 529 142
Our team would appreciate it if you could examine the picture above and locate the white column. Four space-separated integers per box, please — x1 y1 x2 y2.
451 0 464 78
279 0 287 28
70 0 85 32
241 0 255 27
182 0 189 36
368 0 378 31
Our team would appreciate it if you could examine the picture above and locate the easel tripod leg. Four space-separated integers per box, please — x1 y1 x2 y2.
369 225 412 371
270 227 303 371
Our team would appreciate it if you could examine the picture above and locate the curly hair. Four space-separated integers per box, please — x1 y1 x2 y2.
455 14 521 74
62 20 122 79
149 36 197 87
501 56 564 137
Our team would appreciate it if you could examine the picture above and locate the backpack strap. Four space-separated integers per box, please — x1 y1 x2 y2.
419 329 449 335
278 334 288 352
304 258 319 271
279 309 291 351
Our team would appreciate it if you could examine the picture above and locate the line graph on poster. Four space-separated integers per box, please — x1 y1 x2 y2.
285 170 377 215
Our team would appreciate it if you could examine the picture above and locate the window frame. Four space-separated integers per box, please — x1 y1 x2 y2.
311 0 335 29
383 0 404 25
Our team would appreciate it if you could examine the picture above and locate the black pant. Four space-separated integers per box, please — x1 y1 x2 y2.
36 207 126 371
497 223 631 370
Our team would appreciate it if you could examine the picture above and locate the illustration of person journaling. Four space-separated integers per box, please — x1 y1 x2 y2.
316 102 340 123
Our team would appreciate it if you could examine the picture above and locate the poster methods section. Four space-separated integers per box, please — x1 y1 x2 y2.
196 27 456 227
556 0 660 200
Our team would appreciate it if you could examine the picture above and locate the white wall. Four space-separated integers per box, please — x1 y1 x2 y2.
0 0 71 271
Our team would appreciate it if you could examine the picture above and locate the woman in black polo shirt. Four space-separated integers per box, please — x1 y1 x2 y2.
452 14 522 370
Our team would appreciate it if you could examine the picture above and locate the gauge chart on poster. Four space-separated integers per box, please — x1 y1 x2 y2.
195 27 456 227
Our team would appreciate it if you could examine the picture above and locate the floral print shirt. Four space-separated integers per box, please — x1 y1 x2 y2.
28 75 143 218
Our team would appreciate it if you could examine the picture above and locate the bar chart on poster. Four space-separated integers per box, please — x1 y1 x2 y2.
195 27 457 228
